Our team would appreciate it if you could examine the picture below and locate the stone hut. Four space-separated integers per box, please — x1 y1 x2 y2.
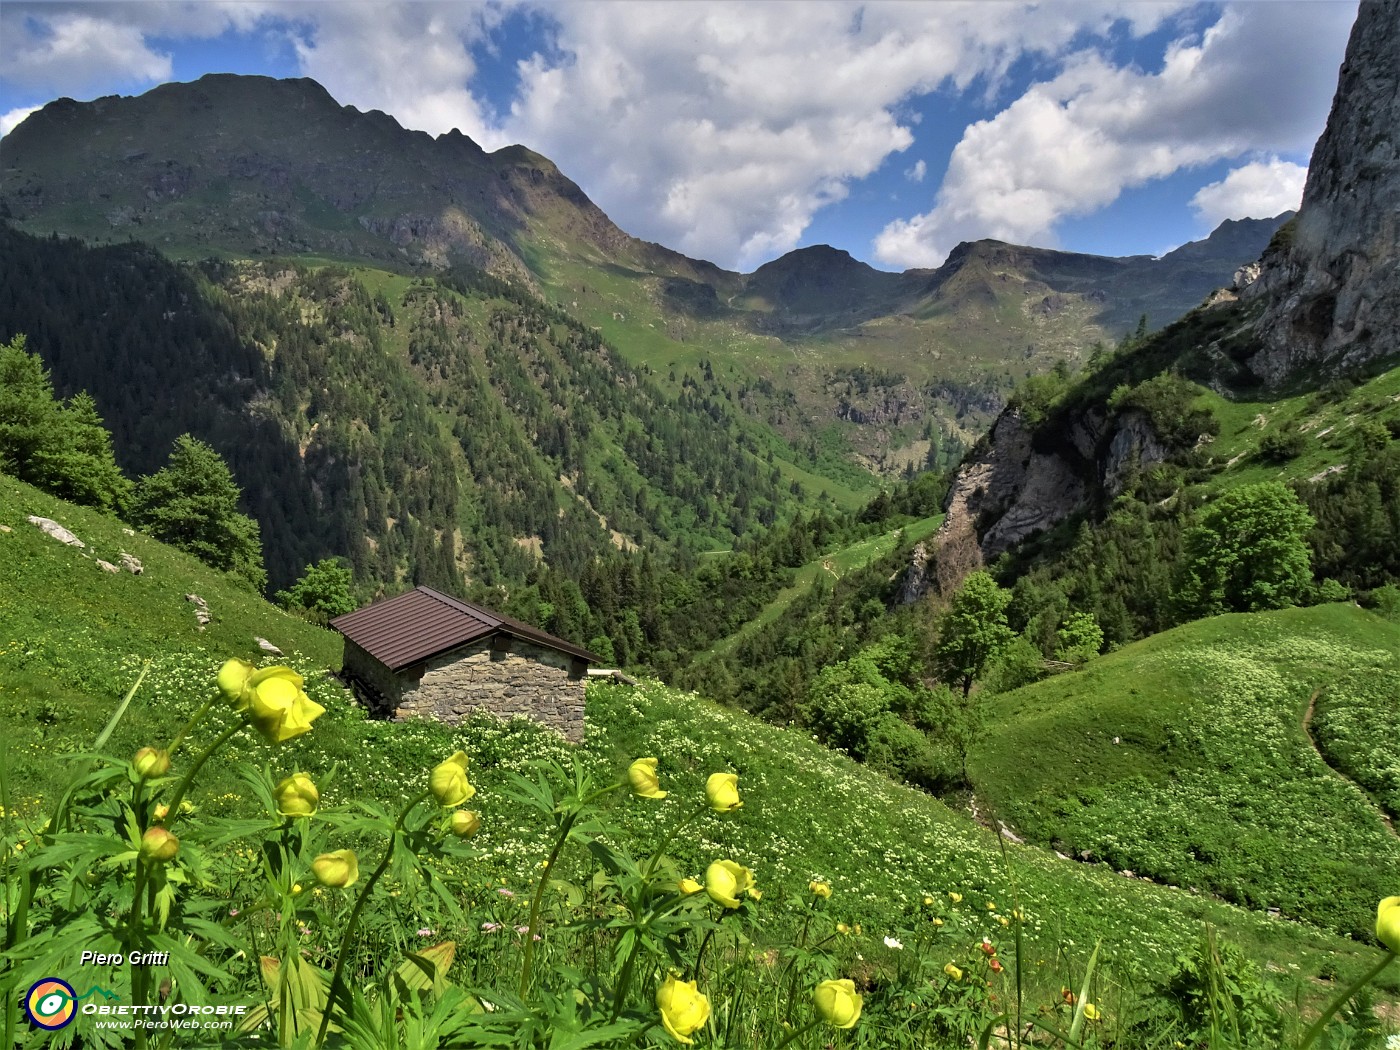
331 586 600 743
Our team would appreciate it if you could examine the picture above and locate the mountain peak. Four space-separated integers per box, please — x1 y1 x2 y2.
1245 0 1400 384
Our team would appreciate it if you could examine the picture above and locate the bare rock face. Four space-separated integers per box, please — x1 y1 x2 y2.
120 552 143 575
28 515 84 548
1245 0 1400 384
1103 411 1172 497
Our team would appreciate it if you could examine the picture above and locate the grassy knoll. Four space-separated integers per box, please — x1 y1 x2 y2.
969 605 1400 940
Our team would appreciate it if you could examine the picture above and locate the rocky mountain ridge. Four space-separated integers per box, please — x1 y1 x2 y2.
2 73 1283 338
1 73 1289 475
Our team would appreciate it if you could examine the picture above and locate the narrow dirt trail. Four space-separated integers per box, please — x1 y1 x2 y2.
1302 684 1399 839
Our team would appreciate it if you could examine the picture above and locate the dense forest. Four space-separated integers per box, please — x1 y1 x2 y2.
0 227 817 593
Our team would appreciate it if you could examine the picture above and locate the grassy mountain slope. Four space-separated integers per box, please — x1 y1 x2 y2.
969 605 1400 939
701 512 944 662
2 473 1393 1014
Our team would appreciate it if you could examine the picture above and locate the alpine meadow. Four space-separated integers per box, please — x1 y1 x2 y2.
2 2 1400 1049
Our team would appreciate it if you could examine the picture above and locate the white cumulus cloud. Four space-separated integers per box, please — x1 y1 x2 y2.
874 2 1355 269
0 105 41 137
1190 157 1306 228
500 1 1200 270
0 12 172 95
1 3 276 95
287 2 511 150
905 159 927 183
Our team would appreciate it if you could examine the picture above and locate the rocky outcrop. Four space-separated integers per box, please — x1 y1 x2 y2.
898 403 1180 603
1103 410 1172 497
1245 0 1400 384
28 516 84 548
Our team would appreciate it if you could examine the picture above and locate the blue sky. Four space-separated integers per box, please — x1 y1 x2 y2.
0 2 1358 273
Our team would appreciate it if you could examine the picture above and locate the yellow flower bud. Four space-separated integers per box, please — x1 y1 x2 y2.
133 747 171 779
274 772 320 818
627 758 667 799
948 892 962 903
217 658 256 709
836 923 852 936
153 804 170 822
139 826 179 863
246 668 325 745
430 751 476 808
1083 1003 1101 1022
705 772 743 813
312 849 359 888
1377 896 1400 953
931 917 944 928
944 963 963 982
678 877 704 896
922 895 935 907
704 859 755 909
656 975 710 1045
813 978 862 1029
450 810 481 838
809 880 832 899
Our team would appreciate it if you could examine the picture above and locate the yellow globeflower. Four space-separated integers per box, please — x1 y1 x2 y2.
247 668 326 745
704 859 755 909
656 975 710 1045
133 747 171 779
627 758 668 799
930 917 945 928
809 880 832 899
948 892 963 903
1083 1003 1101 1022
274 772 319 818
430 751 477 808
813 979 862 1029
450 810 482 838
139 827 180 863
705 772 743 813
678 877 704 896
944 963 963 982
312 849 359 888
836 923 852 935
1378 896 1400 953
922 895 935 907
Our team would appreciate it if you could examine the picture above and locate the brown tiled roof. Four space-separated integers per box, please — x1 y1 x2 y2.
331 586 601 671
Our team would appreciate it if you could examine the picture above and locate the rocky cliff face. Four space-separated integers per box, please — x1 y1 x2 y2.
1245 0 1400 384
900 0 1399 602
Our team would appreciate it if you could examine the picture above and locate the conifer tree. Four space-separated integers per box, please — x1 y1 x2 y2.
132 434 267 591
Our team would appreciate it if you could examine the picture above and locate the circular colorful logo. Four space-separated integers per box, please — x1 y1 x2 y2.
25 978 77 1031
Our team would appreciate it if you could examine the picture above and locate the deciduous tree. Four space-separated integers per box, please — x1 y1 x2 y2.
934 570 1014 697
1176 481 1314 616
